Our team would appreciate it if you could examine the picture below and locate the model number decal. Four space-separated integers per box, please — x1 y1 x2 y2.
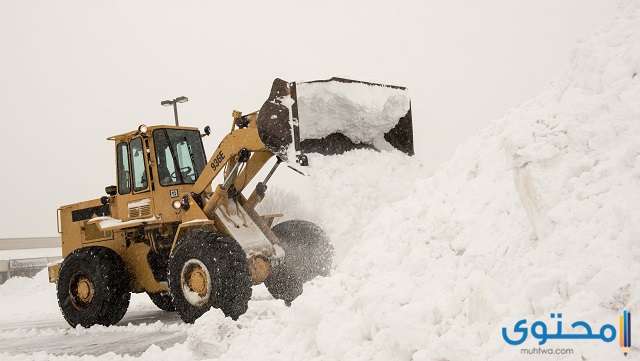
211 151 225 171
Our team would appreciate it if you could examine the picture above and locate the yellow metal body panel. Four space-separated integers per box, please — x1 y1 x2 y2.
121 242 167 293
57 199 123 258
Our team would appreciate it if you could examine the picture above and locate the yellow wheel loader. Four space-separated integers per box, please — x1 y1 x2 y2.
48 77 413 327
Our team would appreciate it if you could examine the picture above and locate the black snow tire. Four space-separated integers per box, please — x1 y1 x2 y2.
168 231 252 323
265 220 333 304
57 246 131 328
147 291 175 312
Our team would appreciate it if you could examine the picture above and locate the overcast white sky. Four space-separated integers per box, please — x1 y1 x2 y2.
0 0 618 238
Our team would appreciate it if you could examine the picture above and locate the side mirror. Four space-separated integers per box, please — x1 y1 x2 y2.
105 185 117 196
203 126 211 136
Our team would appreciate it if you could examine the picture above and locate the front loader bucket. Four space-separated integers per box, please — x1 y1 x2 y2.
256 77 414 164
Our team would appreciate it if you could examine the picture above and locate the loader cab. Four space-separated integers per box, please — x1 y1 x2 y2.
109 125 207 223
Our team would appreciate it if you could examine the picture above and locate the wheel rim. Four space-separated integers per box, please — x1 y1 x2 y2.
180 259 211 307
69 270 95 310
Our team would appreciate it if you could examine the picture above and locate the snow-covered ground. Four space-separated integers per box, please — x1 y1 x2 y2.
2 1 640 360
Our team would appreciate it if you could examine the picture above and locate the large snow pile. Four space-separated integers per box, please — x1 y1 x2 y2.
181 2 640 359
2 2 640 360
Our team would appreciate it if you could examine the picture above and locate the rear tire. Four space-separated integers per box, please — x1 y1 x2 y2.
147 291 175 312
168 231 252 323
265 220 333 304
57 246 131 328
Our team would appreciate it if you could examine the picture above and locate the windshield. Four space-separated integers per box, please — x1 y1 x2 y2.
153 128 207 186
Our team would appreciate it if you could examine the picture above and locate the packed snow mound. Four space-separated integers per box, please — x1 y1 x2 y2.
305 151 426 264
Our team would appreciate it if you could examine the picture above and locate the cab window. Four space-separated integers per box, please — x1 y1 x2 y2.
116 142 131 194
130 137 148 192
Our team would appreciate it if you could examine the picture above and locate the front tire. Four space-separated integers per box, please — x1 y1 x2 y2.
57 246 131 328
168 231 252 323
265 220 333 304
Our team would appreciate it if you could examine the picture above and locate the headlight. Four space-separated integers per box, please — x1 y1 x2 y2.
138 124 148 135
172 199 182 210
172 195 191 211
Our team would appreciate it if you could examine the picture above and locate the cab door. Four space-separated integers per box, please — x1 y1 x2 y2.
116 137 154 221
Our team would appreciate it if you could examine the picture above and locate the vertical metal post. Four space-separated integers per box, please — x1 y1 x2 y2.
173 102 179 126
